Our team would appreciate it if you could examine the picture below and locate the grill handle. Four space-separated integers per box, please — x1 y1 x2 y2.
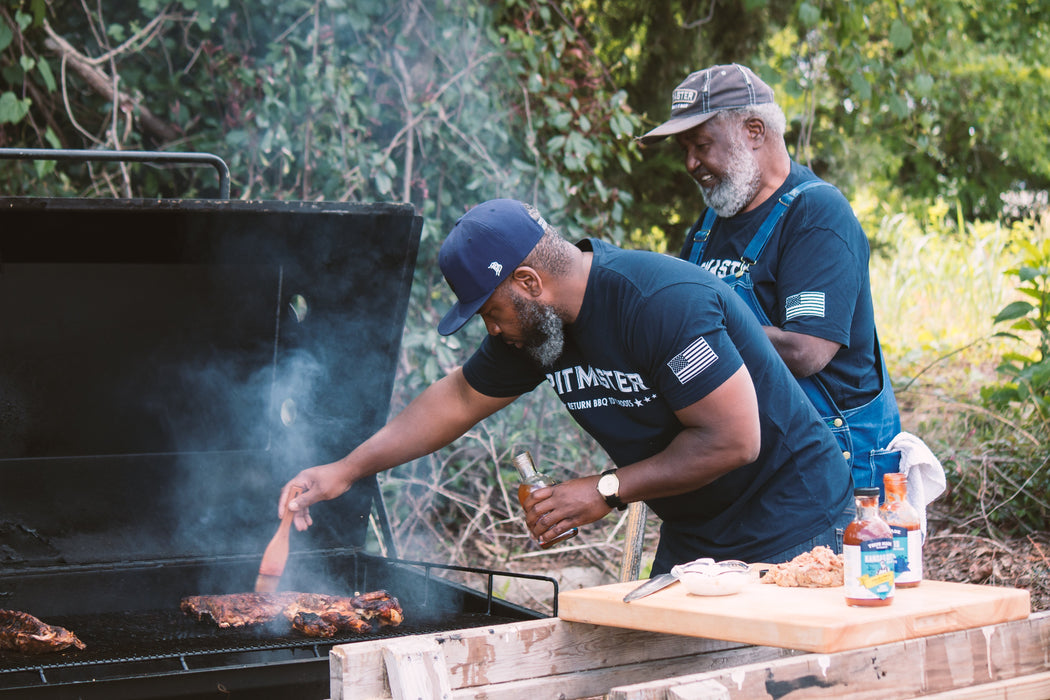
0 147 231 199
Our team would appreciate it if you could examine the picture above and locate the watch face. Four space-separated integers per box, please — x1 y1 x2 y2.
597 473 618 497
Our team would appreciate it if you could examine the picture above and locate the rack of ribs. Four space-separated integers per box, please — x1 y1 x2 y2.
0 609 87 654
180 590 403 638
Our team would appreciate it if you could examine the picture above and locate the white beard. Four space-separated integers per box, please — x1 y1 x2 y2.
700 135 762 218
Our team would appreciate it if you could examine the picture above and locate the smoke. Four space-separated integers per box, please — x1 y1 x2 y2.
0 202 418 591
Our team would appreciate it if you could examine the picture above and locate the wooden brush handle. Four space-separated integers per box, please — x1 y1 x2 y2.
258 486 302 576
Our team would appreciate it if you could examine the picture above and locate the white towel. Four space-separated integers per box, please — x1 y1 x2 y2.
887 431 947 541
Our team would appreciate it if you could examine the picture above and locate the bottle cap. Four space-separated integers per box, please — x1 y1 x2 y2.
853 487 881 497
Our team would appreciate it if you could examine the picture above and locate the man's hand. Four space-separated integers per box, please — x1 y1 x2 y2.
521 476 611 546
278 461 354 532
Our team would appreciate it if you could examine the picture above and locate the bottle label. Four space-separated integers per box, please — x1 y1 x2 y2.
890 525 923 584
844 539 896 600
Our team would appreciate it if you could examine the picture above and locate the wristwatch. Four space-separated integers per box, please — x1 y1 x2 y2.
597 468 627 511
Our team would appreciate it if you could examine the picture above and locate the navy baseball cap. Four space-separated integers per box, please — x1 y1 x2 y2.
437 199 548 335
638 64 775 145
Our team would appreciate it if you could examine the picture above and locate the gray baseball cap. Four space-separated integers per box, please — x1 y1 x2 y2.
638 64 776 145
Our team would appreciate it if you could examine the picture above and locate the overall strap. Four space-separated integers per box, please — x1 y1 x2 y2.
686 208 719 265
738 180 833 270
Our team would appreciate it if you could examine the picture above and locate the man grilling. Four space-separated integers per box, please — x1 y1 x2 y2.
278 199 852 575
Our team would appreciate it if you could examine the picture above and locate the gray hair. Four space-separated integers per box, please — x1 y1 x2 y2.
523 224 574 277
712 102 787 139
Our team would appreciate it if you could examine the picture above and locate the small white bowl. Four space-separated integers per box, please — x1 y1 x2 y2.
672 559 752 596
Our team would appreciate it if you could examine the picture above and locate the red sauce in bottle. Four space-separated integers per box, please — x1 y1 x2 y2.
844 487 895 606
880 472 922 587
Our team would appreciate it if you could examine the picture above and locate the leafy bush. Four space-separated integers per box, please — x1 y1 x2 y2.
985 217 1050 425
935 214 1050 537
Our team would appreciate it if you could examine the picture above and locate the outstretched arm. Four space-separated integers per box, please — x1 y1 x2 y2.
278 366 517 531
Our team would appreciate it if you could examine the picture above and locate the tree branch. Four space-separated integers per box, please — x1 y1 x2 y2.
42 19 178 143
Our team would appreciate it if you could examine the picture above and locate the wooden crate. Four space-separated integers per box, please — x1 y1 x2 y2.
609 611 1050 700
329 612 1049 700
329 618 800 700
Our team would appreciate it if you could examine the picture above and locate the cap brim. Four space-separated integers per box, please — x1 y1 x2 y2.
437 293 490 336
637 111 718 145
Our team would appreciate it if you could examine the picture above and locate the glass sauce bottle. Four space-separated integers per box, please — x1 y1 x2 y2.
512 451 578 549
880 472 923 587
844 487 896 606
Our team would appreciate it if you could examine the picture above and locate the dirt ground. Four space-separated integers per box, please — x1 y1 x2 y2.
922 518 1050 611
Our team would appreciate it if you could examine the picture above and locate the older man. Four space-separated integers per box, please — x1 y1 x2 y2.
278 199 852 575
639 64 902 491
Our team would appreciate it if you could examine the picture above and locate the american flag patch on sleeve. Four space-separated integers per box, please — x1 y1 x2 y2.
785 291 826 320
668 337 719 385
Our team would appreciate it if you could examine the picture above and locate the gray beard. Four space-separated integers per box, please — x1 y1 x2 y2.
700 135 762 218
511 295 565 368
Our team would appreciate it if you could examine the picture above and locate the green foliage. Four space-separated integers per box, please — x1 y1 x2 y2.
984 216 1050 427
868 206 1049 539
929 214 1050 537
758 0 1050 222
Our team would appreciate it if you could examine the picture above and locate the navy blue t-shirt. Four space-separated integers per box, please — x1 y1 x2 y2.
678 162 881 409
462 239 851 563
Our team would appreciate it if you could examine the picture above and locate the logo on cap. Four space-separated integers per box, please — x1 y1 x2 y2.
672 88 698 110
488 261 503 276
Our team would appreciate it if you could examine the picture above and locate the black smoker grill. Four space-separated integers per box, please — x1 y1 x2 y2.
0 187 552 699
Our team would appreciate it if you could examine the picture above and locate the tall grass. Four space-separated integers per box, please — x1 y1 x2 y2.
864 197 1022 381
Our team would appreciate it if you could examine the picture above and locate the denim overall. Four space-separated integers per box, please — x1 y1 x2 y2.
686 182 901 491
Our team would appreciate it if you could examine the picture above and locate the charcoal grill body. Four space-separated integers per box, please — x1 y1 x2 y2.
0 197 547 699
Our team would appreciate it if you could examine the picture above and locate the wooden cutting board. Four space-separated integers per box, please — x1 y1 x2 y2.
558 579 1030 653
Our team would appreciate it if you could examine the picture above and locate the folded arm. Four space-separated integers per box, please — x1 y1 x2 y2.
525 365 761 544
764 326 841 378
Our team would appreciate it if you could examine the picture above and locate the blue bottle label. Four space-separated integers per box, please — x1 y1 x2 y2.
844 538 896 600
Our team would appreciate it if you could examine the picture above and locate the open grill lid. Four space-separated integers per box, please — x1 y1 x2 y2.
0 197 422 567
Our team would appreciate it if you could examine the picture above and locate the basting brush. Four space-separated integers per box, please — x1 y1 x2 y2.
254 486 302 593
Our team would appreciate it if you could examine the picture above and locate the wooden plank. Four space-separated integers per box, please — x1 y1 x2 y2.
668 680 731 700
608 612 1050 700
559 579 1031 653
381 637 453 700
921 671 1050 699
330 617 800 699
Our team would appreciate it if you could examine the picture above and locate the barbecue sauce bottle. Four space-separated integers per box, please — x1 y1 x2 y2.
880 472 923 587
512 451 578 549
844 487 895 607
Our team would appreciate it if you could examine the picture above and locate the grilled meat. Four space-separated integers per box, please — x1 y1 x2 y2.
180 590 403 637
0 609 86 654
180 592 299 628
290 611 341 637
291 610 371 637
